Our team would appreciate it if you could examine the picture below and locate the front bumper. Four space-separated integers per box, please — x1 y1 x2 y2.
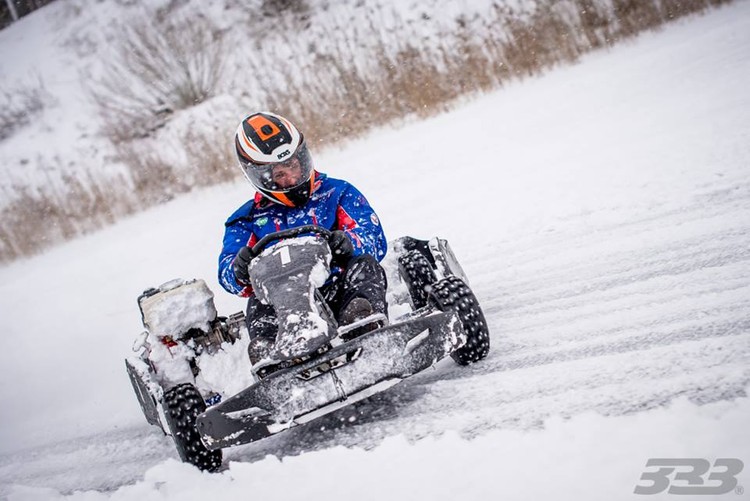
196 309 464 450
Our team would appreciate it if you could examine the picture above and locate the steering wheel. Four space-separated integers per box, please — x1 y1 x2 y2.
250 225 333 256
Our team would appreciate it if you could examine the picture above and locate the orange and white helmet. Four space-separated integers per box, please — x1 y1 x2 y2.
234 112 315 207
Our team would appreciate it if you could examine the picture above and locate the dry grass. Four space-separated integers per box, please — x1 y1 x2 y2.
0 175 125 262
182 126 237 186
0 0 732 263
279 0 729 144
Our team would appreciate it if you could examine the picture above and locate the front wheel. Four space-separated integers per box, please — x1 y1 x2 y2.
163 383 222 472
429 276 490 365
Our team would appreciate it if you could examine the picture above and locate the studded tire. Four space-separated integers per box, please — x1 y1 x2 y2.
429 276 490 365
399 249 438 310
163 383 222 472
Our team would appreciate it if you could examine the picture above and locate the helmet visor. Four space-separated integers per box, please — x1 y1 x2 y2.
239 142 314 193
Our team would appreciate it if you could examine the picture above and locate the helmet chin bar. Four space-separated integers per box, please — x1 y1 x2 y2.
259 174 315 207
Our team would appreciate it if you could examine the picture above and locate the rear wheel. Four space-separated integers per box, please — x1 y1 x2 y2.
163 383 222 472
399 249 437 310
429 276 490 365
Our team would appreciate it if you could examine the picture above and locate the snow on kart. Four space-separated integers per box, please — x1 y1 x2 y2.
125 226 490 471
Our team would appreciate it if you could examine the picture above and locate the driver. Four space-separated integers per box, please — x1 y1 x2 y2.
218 112 388 365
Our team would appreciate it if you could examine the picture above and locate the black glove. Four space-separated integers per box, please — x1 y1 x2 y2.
232 246 254 286
329 230 354 265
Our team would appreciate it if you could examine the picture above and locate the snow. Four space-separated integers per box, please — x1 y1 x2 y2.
5 396 750 500
194 337 255 400
1 1 750 499
134 279 223 390
139 280 217 340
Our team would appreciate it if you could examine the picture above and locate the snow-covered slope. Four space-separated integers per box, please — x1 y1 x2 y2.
1 2 749 499
0 0 728 263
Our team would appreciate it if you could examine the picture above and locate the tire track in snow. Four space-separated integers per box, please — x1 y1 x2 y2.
495 270 750 340
483 231 750 313
464 178 750 275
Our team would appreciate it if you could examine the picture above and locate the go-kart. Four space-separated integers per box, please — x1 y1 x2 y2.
125 226 490 471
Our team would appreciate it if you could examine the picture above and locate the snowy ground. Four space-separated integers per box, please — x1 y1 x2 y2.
1 2 750 499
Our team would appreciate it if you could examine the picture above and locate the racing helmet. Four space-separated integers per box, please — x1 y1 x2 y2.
234 112 315 207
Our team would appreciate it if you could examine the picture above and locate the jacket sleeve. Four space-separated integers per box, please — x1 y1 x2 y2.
335 183 387 261
218 218 254 296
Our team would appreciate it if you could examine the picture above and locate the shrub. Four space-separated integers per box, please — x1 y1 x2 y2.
0 75 51 141
89 13 226 143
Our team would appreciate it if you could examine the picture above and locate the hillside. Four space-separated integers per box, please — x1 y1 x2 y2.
0 0 730 262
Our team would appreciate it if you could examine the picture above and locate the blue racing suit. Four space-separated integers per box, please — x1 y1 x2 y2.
218 172 387 297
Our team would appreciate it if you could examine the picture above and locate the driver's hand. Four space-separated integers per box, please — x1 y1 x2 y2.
329 230 354 265
232 246 254 286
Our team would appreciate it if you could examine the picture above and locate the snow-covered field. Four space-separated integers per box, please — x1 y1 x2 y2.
1 2 750 499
